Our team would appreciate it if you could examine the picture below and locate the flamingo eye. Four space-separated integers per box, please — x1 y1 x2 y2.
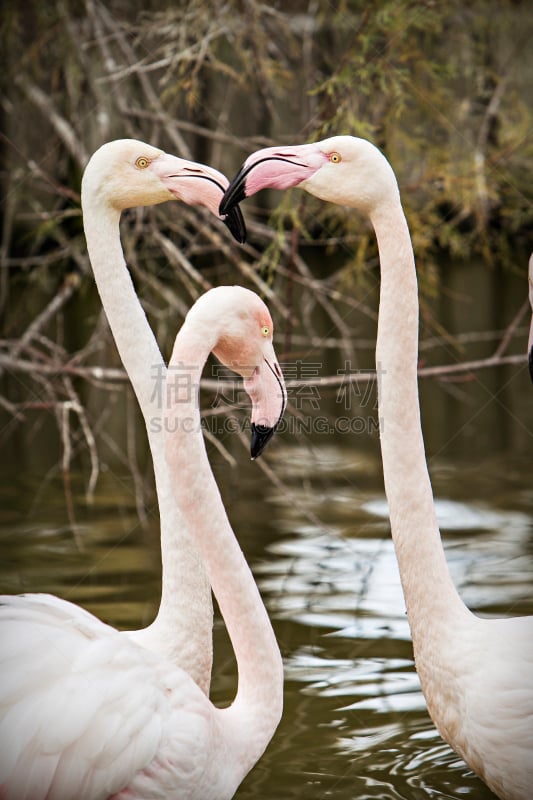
261 325 270 337
136 157 150 169
329 152 341 164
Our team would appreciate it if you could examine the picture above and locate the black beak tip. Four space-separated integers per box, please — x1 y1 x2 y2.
219 178 247 216
529 347 533 384
250 423 276 460
223 205 247 244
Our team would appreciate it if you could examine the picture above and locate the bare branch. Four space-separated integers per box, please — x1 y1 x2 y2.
14 76 89 167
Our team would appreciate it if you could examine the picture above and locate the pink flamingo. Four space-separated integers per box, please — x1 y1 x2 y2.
0 285 285 799
220 135 533 800
81 139 245 694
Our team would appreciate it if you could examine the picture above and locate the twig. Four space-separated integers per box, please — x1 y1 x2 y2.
492 299 530 359
284 222 300 354
0 352 127 383
474 74 509 231
13 76 88 168
58 401 80 543
8 275 80 365
152 229 212 294
203 428 237 468
0 349 526 396
63 377 100 502
90 0 192 156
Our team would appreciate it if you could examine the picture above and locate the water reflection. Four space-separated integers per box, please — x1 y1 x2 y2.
245 443 531 799
0 439 531 798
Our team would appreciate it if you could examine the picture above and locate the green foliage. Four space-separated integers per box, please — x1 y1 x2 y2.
2 1 531 278
1 0 530 340
299 0 533 273
1 0 531 484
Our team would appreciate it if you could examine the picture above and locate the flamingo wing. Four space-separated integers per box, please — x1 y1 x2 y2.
0 594 211 800
459 618 533 800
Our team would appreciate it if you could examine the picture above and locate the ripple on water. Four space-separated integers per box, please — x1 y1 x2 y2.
252 456 531 799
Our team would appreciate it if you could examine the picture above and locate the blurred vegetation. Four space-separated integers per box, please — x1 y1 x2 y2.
0 0 532 499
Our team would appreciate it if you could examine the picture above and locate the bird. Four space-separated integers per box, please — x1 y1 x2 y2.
527 253 533 382
220 135 533 800
81 139 246 694
0 284 286 800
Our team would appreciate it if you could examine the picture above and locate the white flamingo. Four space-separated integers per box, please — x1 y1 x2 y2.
0 284 286 800
220 135 533 800
81 139 245 694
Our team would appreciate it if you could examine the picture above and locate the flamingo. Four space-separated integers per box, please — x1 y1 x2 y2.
81 139 246 694
220 135 533 800
527 253 533 381
0 284 286 800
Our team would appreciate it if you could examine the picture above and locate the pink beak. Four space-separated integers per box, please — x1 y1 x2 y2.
243 343 287 460
149 153 246 243
219 143 327 214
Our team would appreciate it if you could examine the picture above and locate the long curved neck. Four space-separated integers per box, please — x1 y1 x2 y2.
370 196 470 653
82 203 163 418
164 323 283 772
81 195 212 692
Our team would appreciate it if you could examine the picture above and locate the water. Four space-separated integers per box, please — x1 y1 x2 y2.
1 257 532 798
0 441 531 799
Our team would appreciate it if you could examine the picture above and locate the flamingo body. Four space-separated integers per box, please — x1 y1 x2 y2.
0 285 285 799
0 594 226 800
221 135 533 800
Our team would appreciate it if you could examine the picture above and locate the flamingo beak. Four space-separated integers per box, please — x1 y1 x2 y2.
152 154 247 243
223 205 247 244
218 167 249 213
250 423 276 460
219 143 325 215
244 346 287 460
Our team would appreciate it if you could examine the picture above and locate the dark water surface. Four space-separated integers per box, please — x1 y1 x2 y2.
1 444 531 799
1 259 532 799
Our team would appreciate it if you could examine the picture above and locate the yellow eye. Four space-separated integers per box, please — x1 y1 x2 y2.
136 157 149 169
261 325 270 337
329 152 341 163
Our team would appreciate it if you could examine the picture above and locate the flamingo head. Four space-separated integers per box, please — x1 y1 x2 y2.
185 286 287 459
81 139 246 242
220 135 398 217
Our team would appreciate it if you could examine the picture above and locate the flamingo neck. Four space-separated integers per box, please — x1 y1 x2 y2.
81 196 212 692
370 197 470 651
164 321 283 772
